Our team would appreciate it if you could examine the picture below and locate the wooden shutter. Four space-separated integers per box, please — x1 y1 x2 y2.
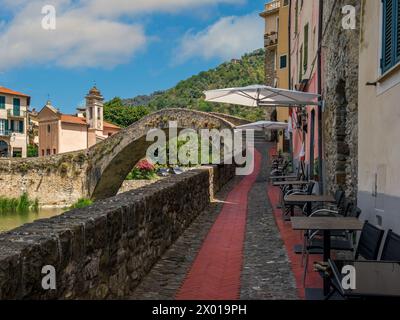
382 0 396 72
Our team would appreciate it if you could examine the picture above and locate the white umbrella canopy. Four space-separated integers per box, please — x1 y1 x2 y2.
204 85 320 107
235 121 288 131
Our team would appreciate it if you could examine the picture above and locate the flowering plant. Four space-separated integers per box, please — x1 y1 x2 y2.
135 159 155 172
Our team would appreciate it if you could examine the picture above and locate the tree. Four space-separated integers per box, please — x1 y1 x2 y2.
103 97 150 128
27 144 38 157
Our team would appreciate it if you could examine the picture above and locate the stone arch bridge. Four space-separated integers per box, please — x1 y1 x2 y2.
0 109 248 206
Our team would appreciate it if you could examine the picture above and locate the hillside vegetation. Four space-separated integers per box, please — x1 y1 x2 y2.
105 49 266 127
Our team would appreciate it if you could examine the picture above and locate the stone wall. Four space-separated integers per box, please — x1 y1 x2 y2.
322 0 360 201
0 109 235 206
0 151 89 206
0 163 235 299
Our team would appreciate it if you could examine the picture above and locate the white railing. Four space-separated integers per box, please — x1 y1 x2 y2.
265 0 281 12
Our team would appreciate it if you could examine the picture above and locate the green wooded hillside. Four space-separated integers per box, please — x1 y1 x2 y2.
105 49 266 127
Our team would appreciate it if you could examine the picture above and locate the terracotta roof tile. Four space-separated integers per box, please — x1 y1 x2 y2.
0 86 30 97
103 121 120 129
61 115 88 126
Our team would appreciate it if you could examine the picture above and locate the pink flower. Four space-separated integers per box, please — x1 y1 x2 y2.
136 159 155 171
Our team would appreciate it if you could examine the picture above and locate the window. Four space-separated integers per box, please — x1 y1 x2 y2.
47 124 51 133
0 119 5 135
283 0 289 6
19 121 24 133
0 96 5 109
10 120 14 132
97 107 101 120
381 0 400 73
280 55 288 69
88 107 93 119
53 149 56 155
42 149 45 156
46 149 51 156
12 148 22 158
304 23 309 72
13 98 20 116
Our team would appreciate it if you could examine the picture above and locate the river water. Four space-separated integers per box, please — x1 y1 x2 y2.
0 207 66 233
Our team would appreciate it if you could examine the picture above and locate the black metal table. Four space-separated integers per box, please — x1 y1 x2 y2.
329 260 400 298
291 217 364 297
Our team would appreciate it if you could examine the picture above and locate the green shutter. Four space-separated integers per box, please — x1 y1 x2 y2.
5 120 8 132
382 0 396 72
13 98 20 116
0 96 5 109
304 23 309 72
19 121 24 133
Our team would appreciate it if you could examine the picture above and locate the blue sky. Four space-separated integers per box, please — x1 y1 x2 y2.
0 0 266 114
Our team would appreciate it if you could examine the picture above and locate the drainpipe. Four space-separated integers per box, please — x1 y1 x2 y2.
317 0 324 194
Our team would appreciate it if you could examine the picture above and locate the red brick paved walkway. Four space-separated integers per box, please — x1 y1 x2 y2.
266 148 322 299
176 150 262 300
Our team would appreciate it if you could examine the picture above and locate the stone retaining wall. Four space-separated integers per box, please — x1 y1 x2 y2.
0 163 235 299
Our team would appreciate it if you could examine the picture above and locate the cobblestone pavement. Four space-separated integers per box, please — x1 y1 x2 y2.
130 142 298 300
130 177 243 300
240 142 298 300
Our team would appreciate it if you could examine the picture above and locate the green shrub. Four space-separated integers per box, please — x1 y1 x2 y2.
69 198 93 209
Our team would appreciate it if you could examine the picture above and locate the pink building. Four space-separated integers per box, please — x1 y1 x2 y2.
289 0 321 179
38 87 120 156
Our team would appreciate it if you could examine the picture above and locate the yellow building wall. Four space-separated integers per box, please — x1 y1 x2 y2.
276 0 290 153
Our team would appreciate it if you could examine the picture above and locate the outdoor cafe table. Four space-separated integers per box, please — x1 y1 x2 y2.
329 260 400 299
291 217 364 297
273 181 310 212
272 181 309 187
284 194 336 217
269 175 298 181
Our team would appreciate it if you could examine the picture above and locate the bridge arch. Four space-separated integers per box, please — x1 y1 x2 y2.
86 109 235 200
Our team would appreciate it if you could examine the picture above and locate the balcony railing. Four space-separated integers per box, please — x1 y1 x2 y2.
7 109 26 118
264 32 278 48
0 130 12 137
264 0 281 13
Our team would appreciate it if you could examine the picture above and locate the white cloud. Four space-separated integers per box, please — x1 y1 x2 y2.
175 13 264 63
0 0 245 71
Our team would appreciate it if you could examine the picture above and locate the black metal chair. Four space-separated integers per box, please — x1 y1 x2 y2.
303 220 384 286
283 181 315 217
355 221 385 260
380 229 400 261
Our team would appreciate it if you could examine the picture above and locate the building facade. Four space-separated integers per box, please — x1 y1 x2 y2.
260 0 291 154
289 0 321 179
358 0 400 233
0 86 29 158
38 87 120 156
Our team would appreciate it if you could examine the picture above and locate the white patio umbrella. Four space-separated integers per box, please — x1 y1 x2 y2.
235 121 288 131
204 85 320 107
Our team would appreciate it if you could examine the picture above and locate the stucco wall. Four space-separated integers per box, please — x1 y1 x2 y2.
0 163 235 299
358 0 400 233
59 123 88 154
